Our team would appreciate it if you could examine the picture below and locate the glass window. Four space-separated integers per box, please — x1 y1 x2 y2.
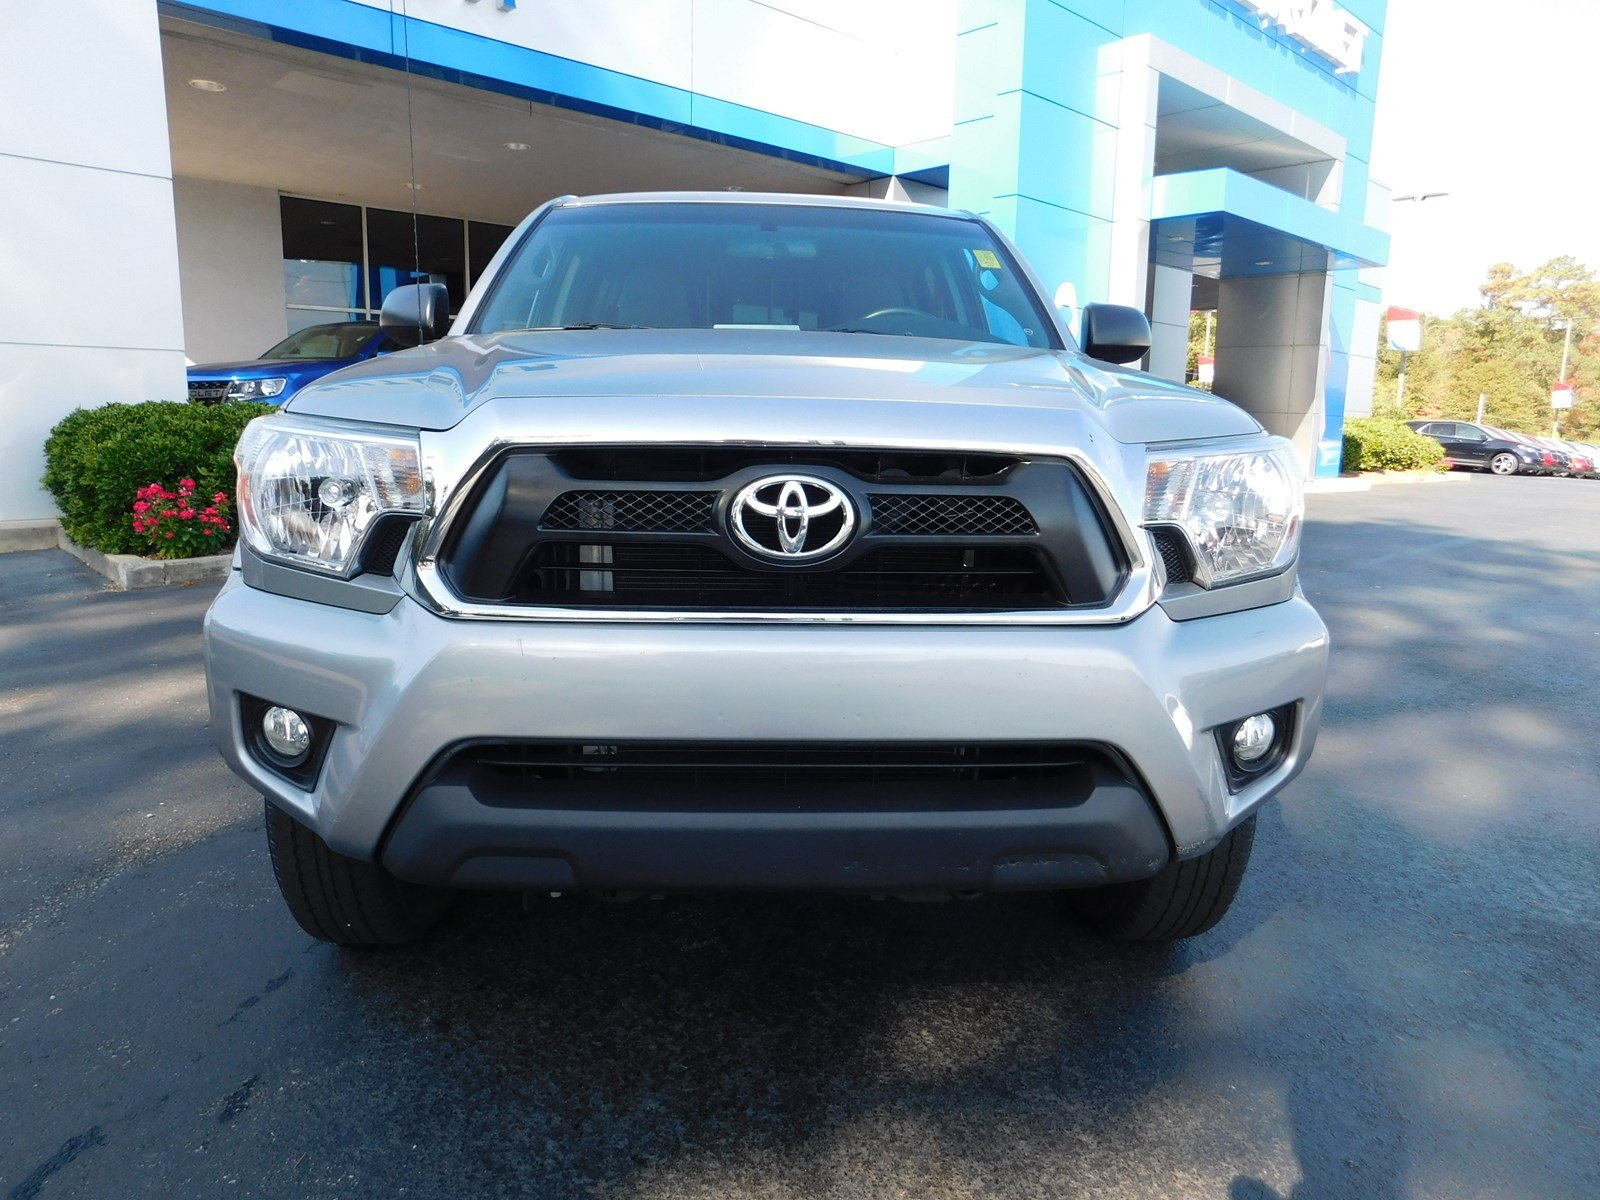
284 308 364 337
473 203 1060 349
1453 423 1487 441
281 197 365 315
367 208 467 314
260 323 380 360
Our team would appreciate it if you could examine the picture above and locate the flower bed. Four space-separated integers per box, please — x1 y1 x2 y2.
132 479 234 558
42 400 273 557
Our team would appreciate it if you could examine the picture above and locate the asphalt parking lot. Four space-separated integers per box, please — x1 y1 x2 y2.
2 473 1598 1200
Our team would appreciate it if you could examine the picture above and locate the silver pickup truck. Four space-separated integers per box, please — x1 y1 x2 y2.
204 193 1326 946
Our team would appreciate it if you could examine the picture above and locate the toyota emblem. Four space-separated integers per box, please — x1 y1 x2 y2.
730 475 857 562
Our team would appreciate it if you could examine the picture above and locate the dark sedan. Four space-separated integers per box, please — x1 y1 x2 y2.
1406 420 1550 476
186 322 396 405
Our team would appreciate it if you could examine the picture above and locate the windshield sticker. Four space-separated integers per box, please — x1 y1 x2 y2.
973 249 1003 270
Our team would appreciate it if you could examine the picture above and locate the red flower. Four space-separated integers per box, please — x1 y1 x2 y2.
165 531 175 539
180 478 197 491
133 501 150 513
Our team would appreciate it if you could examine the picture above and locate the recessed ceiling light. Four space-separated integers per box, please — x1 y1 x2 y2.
319 220 335 226
502 141 529 151
188 78 227 92
1167 235 1189 242
1254 259 1274 267
404 182 423 190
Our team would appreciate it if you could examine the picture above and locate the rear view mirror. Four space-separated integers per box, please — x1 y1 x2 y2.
380 283 450 348
1079 303 1151 365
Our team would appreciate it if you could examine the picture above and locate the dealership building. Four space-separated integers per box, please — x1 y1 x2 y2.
1 0 1389 523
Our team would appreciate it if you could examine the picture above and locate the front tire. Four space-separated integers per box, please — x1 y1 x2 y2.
264 801 454 945
1489 452 1519 475
1072 815 1256 942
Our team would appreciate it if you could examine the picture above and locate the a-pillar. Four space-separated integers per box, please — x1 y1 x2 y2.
1213 268 1332 473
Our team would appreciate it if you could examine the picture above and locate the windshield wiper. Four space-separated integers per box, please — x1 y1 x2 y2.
521 322 655 331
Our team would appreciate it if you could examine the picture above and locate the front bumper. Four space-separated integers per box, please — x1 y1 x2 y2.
204 575 1328 890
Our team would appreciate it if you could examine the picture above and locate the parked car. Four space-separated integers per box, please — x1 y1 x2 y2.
186 322 396 405
1560 442 1597 478
1568 442 1600 478
1521 434 1577 477
1495 429 1567 475
206 192 1327 947
1406 420 1549 475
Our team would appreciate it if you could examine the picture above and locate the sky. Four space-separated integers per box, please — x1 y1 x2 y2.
1370 0 1600 316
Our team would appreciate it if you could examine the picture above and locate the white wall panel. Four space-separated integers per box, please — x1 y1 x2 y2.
348 0 953 148
174 177 289 363
0 0 174 176
0 347 186 521
1 0 186 522
1 156 186 351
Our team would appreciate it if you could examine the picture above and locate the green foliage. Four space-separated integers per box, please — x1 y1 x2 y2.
42 401 273 555
1186 310 1217 391
1376 257 1600 440
1341 417 1448 474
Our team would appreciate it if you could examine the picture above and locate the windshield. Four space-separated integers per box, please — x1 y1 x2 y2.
260 323 379 360
473 202 1061 349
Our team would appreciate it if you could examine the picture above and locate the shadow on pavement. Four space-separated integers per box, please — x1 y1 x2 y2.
3 487 1599 1198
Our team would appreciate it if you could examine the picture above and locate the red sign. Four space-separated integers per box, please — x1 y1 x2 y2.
1552 381 1573 410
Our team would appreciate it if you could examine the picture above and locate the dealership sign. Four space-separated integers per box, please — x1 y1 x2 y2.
1552 382 1573 410
1386 307 1423 354
1234 0 1369 74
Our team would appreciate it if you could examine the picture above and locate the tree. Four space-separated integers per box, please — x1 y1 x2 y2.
1375 258 1599 439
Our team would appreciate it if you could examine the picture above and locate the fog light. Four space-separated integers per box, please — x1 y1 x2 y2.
1232 713 1277 766
262 706 311 762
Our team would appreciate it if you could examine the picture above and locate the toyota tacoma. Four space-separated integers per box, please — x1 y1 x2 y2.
204 193 1327 945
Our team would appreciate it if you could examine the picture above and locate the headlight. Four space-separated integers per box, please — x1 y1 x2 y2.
1144 441 1303 588
235 416 425 575
227 377 288 400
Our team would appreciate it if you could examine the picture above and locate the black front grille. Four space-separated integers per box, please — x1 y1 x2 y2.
869 493 1036 536
517 542 1055 609
543 490 717 533
438 447 1128 612
188 381 228 404
359 516 417 576
436 740 1119 812
1148 527 1193 585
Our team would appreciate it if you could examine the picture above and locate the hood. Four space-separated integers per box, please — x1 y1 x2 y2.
283 329 1261 446
188 358 343 379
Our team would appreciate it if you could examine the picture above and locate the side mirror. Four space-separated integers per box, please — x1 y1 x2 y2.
379 283 450 348
1079 302 1151 365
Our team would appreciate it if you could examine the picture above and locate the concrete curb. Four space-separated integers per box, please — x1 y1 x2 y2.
2 517 231 590
57 535 232 591
0 519 64 553
1306 470 1467 495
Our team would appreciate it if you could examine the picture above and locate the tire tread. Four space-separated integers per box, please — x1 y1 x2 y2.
1080 814 1256 943
264 801 450 945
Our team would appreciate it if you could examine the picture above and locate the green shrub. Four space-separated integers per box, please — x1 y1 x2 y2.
1341 417 1448 474
42 401 275 554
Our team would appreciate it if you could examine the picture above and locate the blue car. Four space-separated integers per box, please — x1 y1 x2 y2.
186 322 396 405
